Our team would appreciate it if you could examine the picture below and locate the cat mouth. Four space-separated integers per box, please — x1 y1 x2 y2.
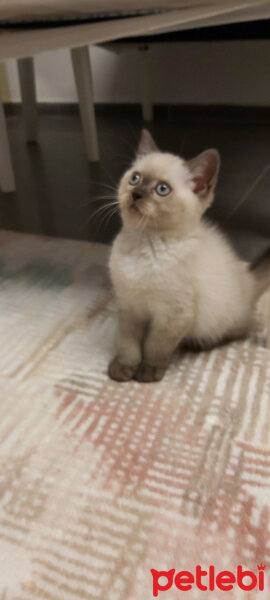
127 196 151 218
129 202 143 214
128 200 154 222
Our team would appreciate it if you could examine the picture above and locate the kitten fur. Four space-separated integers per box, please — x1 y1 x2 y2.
109 129 256 383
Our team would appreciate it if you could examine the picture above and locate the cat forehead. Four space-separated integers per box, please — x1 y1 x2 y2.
133 152 188 181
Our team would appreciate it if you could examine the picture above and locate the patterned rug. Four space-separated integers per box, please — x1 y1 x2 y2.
0 229 269 600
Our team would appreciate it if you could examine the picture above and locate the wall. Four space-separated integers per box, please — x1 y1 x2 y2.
2 40 270 106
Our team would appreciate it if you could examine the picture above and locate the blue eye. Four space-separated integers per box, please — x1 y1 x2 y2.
129 172 141 185
156 182 171 196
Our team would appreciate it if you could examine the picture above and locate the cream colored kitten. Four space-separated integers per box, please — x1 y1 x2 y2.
109 129 256 383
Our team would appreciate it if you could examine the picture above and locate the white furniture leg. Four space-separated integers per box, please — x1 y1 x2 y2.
0 92 15 192
138 45 153 122
70 46 99 162
17 56 38 142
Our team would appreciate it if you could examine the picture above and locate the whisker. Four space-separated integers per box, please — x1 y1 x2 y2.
75 196 117 212
142 217 148 232
90 202 119 221
78 201 118 225
90 195 117 205
135 214 145 231
89 205 120 231
94 194 117 201
100 166 119 190
87 180 118 193
97 182 117 192
74 202 119 234
75 196 118 213
103 206 120 229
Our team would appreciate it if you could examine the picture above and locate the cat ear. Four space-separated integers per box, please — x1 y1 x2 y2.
137 129 159 157
187 149 220 200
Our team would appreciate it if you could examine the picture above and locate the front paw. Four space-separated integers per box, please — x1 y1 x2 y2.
108 357 137 382
134 362 166 383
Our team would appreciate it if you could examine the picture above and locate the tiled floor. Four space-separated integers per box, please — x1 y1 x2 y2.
1 104 270 262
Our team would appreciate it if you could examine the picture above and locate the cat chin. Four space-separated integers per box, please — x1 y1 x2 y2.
123 216 149 229
121 204 148 223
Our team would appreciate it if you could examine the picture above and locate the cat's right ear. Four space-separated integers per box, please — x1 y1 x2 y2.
137 129 159 157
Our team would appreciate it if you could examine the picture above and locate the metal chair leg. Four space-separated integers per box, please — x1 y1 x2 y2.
71 46 99 162
138 45 153 122
0 92 15 192
17 56 38 143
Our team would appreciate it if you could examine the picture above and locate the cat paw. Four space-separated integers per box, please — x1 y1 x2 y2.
108 357 137 382
134 363 166 383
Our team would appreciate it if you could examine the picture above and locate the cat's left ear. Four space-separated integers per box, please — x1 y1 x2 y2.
137 129 159 157
187 149 220 202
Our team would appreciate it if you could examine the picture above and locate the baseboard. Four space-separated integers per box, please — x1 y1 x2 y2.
4 102 270 123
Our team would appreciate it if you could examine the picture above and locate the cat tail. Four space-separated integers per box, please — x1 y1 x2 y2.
250 249 270 300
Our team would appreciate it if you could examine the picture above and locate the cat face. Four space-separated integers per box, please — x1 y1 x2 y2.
118 130 220 235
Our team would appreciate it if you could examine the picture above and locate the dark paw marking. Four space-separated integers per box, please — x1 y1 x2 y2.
108 357 137 382
134 363 166 383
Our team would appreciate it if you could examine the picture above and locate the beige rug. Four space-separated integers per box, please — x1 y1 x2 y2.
0 230 269 600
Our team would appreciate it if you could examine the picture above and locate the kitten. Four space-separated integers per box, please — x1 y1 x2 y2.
108 129 256 383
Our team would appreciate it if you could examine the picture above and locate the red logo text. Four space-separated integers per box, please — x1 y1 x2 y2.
151 565 265 596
